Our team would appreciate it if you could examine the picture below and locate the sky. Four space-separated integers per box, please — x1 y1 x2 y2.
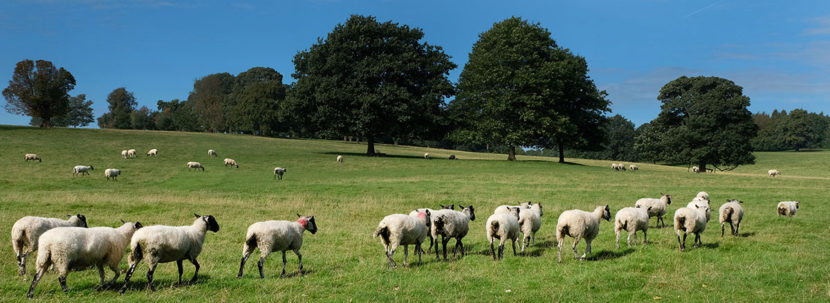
1 0 829 127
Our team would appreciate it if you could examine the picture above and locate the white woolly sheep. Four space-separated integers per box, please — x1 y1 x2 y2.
768 169 781 177
424 153 430 160
73 165 94 176
629 164 638 171
337 155 343 163
105 168 121 181
493 205 523 215
674 204 710 251
238 214 317 278
719 199 744 236
634 193 672 228
274 167 287 180
11 214 88 275
120 214 220 293
147 149 158 157
611 163 626 171
186 161 205 171
208 149 218 157
409 205 454 253
27 221 143 298
431 205 475 260
373 211 430 268
486 207 520 260
692 166 700 173
615 206 651 249
777 201 799 217
687 200 712 222
556 205 611 263
25 154 42 162
518 202 543 251
224 158 239 168
695 191 710 203
127 149 136 158
121 150 128 159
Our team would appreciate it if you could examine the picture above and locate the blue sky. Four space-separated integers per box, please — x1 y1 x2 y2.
1 0 829 127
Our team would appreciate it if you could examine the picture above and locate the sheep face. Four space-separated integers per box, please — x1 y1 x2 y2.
68 214 88 227
660 193 672 205
460 204 475 221
194 214 220 232
602 205 611 221
440 204 454 210
508 207 520 220
297 214 318 234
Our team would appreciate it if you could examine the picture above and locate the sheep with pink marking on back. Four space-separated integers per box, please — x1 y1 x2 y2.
373 210 430 268
238 214 317 278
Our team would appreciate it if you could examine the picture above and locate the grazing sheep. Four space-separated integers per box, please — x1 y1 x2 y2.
448 154 456 160
611 163 618 170
25 154 42 162
208 149 218 157
336 155 343 163
719 199 744 236
629 164 638 171
373 211 430 268
674 204 710 251
634 193 672 228
431 205 475 260
611 163 626 171
768 169 781 177
692 166 700 173
186 161 205 171
224 158 239 168
11 214 88 275
424 153 430 160
105 168 121 181
518 203 542 251
556 205 611 263
486 207 520 260
120 214 220 293
238 214 317 278
274 167 286 180
127 149 137 158
615 206 651 249
72 165 94 176
777 201 799 217
121 150 128 159
147 149 158 157
27 221 143 298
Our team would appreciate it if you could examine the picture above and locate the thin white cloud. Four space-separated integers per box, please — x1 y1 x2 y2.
683 0 726 19
803 15 830 36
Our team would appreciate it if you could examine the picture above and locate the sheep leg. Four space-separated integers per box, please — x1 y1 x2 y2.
498 240 504 260
403 245 409 267
735 222 740 236
532 233 536 245
679 234 687 251
146 264 157 291
386 248 397 268
295 249 303 276
615 230 621 250
557 238 563 263
257 257 266 279
238 251 253 278
643 230 648 245
521 235 528 252
26 266 47 298
730 222 736 236
415 243 422 265
96 265 106 289
721 223 725 237
59 275 68 292
189 259 200 283
441 237 450 261
490 241 497 261
511 238 517 256
120 262 139 294
572 236 582 260
176 260 184 284
108 262 120 286
434 237 440 260
583 239 592 260
627 232 633 247
427 235 433 253
695 233 702 248
18 251 28 275
457 238 465 257
281 251 288 276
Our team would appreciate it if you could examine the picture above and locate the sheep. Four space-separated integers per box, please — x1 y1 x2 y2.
409 204 454 253
634 193 672 228
692 166 700 173
186 161 204 171
238 214 317 278
25 154 42 162
493 205 523 215
614 206 651 249
336 155 343 163
687 200 712 222
127 149 136 158
224 158 239 168
121 150 128 159
777 201 799 217
372 211 430 268
518 202 543 251
119 214 220 294
431 204 475 260
11 214 88 275
27 221 143 298
629 164 638 171
208 149 218 157
105 168 121 181
612 163 626 171
274 167 287 180
556 205 611 263
72 165 94 176
424 153 430 160
611 163 618 170
695 191 710 203
486 207 520 260
448 154 456 160
147 149 158 157
768 169 781 177
674 204 710 251
719 199 744 236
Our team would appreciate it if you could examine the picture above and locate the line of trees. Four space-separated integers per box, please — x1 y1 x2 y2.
4 15 829 168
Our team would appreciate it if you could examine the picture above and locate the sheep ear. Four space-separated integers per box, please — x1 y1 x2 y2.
297 213 301 218
194 213 200 218
66 214 72 218
726 199 730 202
121 219 126 223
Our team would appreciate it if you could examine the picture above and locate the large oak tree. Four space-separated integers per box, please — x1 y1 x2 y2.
3 59 76 128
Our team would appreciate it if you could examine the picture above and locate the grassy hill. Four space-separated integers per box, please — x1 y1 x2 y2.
1 126 828 302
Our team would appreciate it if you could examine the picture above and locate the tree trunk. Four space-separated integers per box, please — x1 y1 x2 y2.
40 118 51 128
558 138 565 163
367 136 376 156
698 163 707 173
507 145 516 161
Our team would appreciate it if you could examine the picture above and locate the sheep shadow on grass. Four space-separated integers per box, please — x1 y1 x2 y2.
588 248 635 261
739 232 756 238
118 274 213 292
281 269 315 278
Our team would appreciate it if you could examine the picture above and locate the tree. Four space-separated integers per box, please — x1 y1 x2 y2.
30 94 94 128
3 59 76 128
189 73 235 132
453 17 609 161
98 87 137 129
130 106 155 130
634 122 662 163
777 109 823 151
648 76 758 171
603 115 638 161
290 15 456 155
229 67 287 136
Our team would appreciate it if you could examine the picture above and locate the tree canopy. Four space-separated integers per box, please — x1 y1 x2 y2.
452 17 609 161
644 76 758 171
290 15 456 155
3 59 76 128
98 87 137 129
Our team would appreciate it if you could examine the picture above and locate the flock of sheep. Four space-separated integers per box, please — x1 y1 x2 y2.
15 150 800 298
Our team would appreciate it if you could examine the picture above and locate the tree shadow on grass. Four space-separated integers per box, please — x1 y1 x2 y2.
320 151 426 160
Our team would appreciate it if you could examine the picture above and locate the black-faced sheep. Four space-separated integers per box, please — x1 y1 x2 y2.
431 205 475 260
105 168 121 181
634 193 672 228
73 165 94 176
238 215 317 278
224 158 239 168
777 201 799 217
674 204 709 251
25 154 42 162
274 167 286 180
11 214 88 275
373 211 430 268
486 207 520 260
186 162 205 171
556 205 611 263
719 199 744 236
615 206 651 249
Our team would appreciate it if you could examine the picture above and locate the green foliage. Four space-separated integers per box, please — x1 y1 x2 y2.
229 67 288 136
752 109 828 151
646 76 758 171
188 73 235 132
155 99 199 131
30 94 94 128
130 106 155 130
453 17 609 161
290 15 456 155
2 59 76 128
568 114 637 161
98 87 137 129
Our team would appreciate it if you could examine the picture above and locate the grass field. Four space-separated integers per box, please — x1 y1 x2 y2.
1 125 828 302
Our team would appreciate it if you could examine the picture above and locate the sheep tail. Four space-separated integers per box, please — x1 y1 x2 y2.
557 223 569 240
373 223 390 245
675 215 686 232
723 206 734 221
129 243 143 264
245 234 257 250
619 218 628 232
777 206 786 216
490 220 499 236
